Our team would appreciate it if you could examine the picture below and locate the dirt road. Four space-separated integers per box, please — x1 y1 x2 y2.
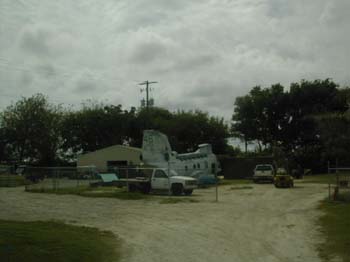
0 183 326 262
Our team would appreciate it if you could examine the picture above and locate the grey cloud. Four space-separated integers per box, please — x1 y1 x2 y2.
265 0 295 18
19 72 34 86
0 0 349 120
36 64 56 78
19 28 51 56
75 80 97 93
73 72 100 94
172 54 220 71
320 0 350 25
129 41 166 64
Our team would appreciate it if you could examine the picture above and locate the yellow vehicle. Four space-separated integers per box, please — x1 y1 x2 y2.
274 168 294 188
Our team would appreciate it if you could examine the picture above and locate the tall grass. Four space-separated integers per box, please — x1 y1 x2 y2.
0 220 121 262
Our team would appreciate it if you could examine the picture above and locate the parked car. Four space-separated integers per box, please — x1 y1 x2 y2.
114 168 198 196
274 168 294 188
253 164 275 183
190 171 217 187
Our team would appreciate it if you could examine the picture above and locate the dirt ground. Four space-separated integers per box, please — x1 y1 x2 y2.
0 182 326 262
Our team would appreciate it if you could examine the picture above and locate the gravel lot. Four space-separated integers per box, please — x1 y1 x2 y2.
0 182 326 262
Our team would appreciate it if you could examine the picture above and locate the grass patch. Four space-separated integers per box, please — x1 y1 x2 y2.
0 175 29 187
301 173 348 184
336 191 350 202
0 220 121 262
81 190 149 200
229 186 253 190
26 186 150 200
218 179 252 186
159 198 200 204
300 174 334 184
318 200 350 262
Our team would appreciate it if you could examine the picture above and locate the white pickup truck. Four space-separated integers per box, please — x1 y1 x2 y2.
252 164 275 183
117 168 197 196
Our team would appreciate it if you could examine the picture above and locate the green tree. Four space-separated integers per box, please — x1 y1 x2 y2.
129 107 174 147
231 94 256 152
316 113 350 164
232 79 349 170
61 102 135 154
0 127 9 162
1 94 63 165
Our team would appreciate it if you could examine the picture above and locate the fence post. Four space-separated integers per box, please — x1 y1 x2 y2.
52 170 56 191
168 162 171 196
327 161 330 174
76 169 80 188
57 169 60 191
126 168 129 193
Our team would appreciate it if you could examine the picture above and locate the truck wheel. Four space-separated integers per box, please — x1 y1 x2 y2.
128 184 138 192
140 183 151 194
184 189 193 196
171 184 183 196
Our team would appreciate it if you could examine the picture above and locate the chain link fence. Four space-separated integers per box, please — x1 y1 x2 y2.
24 166 99 191
327 167 350 201
23 165 219 198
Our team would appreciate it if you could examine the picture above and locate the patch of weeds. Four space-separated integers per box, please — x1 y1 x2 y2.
26 186 151 200
81 190 150 200
0 220 121 262
317 200 350 262
301 174 336 184
335 191 350 202
159 198 200 204
219 179 251 186
229 186 253 190
285 224 295 229
0 175 29 187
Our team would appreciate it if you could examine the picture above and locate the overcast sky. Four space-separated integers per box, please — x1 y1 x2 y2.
0 0 349 121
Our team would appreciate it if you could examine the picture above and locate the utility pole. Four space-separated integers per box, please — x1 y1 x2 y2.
139 80 157 108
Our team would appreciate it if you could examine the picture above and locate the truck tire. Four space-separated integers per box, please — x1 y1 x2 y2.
171 184 183 196
128 184 138 192
140 183 151 194
184 189 193 196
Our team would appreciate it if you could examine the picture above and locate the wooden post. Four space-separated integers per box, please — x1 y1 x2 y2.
327 161 330 174
126 168 129 193
77 168 80 188
168 162 171 196
52 170 56 191
215 174 218 202
56 169 59 191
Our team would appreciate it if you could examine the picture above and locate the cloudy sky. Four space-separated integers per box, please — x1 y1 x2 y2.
0 0 349 120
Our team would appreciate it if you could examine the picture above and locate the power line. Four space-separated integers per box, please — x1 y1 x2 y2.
0 57 123 83
139 80 157 108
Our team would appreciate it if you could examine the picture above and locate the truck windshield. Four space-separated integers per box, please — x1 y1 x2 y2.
154 170 168 178
256 165 272 171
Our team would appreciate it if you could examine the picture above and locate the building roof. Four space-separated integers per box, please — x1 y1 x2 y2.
79 145 141 157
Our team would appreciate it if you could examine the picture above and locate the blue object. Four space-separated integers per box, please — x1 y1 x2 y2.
99 173 118 183
197 175 217 185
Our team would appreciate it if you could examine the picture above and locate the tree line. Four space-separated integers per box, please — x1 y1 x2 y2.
1 78 348 171
232 79 350 171
0 95 229 166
